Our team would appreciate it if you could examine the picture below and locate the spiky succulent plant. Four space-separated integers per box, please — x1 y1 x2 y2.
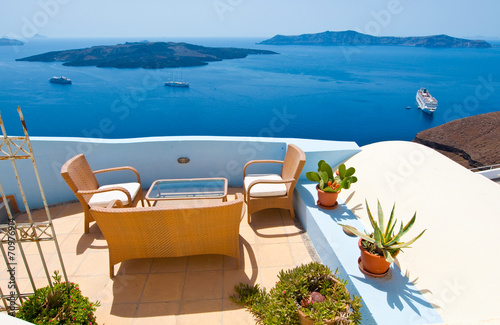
340 200 426 263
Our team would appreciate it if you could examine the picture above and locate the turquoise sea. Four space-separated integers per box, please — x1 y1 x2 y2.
0 37 499 146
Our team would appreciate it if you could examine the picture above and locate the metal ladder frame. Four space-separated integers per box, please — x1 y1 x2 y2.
0 107 68 315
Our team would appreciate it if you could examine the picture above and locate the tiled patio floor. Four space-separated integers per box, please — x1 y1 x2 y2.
1 188 320 324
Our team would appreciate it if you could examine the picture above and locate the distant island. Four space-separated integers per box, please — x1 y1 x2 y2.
0 37 24 46
259 31 492 48
32 34 48 39
16 42 277 69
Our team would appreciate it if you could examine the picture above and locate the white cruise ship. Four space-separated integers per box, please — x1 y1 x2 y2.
416 88 437 113
49 76 72 84
164 81 189 88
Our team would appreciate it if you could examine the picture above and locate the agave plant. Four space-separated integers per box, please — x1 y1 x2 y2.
306 161 357 193
340 200 426 263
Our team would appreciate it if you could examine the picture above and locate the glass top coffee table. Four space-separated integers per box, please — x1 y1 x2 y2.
145 178 228 204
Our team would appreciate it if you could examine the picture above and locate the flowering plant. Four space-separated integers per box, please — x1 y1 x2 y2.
306 161 357 193
16 270 100 325
231 262 362 324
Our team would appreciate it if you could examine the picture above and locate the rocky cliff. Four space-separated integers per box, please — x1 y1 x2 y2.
16 42 277 69
260 30 492 48
413 111 500 168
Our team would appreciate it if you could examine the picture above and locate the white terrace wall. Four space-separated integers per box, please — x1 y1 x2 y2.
0 136 360 210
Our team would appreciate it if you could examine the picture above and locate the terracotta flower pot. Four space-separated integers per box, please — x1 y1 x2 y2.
358 239 391 275
316 186 340 208
298 309 337 325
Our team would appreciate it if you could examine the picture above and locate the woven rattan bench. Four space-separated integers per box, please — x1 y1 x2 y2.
90 193 245 277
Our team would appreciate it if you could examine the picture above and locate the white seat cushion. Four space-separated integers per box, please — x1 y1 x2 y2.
88 182 141 207
244 174 287 198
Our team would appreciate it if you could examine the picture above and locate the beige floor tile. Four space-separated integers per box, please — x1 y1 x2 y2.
87 222 106 238
46 252 86 278
95 303 135 325
134 302 179 324
290 242 314 266
223 267 259 298
0 276 31 296
252 224 289 244
56 202 84 218
150 256 189 273
177 299 222 324
88 235 107 248
21 239 60 255
186 254 224 272
52 216 81 234
249 209 285 226
255 243 294 268
76 251 111 277
13 254 47 279
46 204 67 217
182 270 223 300
141 272 185 303
259 266 295 291
284 224 306 242
4 191 318 323
69 275 111 304
222 253 239 270
177 312 223 325
59 232 95 254
17 209 46 222
180 298 222 314
224 243 258 270
222 299 257 324
100 274 148 304
13 213 28 223
280 211 296 226
239 225 257 244
116 258 152 275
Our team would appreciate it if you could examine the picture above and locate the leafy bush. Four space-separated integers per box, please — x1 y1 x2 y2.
231 262 362 325
16 271 100 325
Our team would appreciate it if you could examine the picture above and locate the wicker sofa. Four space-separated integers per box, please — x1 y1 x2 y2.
89 193 245 277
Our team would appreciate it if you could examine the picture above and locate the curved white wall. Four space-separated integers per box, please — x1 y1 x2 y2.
339 141 500 324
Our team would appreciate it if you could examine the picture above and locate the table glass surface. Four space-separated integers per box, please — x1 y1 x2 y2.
147 178 227 200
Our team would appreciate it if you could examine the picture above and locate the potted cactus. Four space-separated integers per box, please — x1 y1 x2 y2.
340 200 426 276
306 161 357 208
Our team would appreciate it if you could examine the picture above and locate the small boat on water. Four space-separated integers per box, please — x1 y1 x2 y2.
50 76 72 84
164 81 189 88
416 88 437 113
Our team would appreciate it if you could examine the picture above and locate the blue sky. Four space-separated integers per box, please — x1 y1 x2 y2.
1 0 500 40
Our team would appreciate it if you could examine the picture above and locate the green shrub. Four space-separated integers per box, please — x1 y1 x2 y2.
16 271 100 325
231 262 362 325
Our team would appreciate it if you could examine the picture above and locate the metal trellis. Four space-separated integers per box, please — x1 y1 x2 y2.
0 107 68 315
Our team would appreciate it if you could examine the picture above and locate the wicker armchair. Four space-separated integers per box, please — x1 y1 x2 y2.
243 144 306 223
60 154 146 233
90 193 245 277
